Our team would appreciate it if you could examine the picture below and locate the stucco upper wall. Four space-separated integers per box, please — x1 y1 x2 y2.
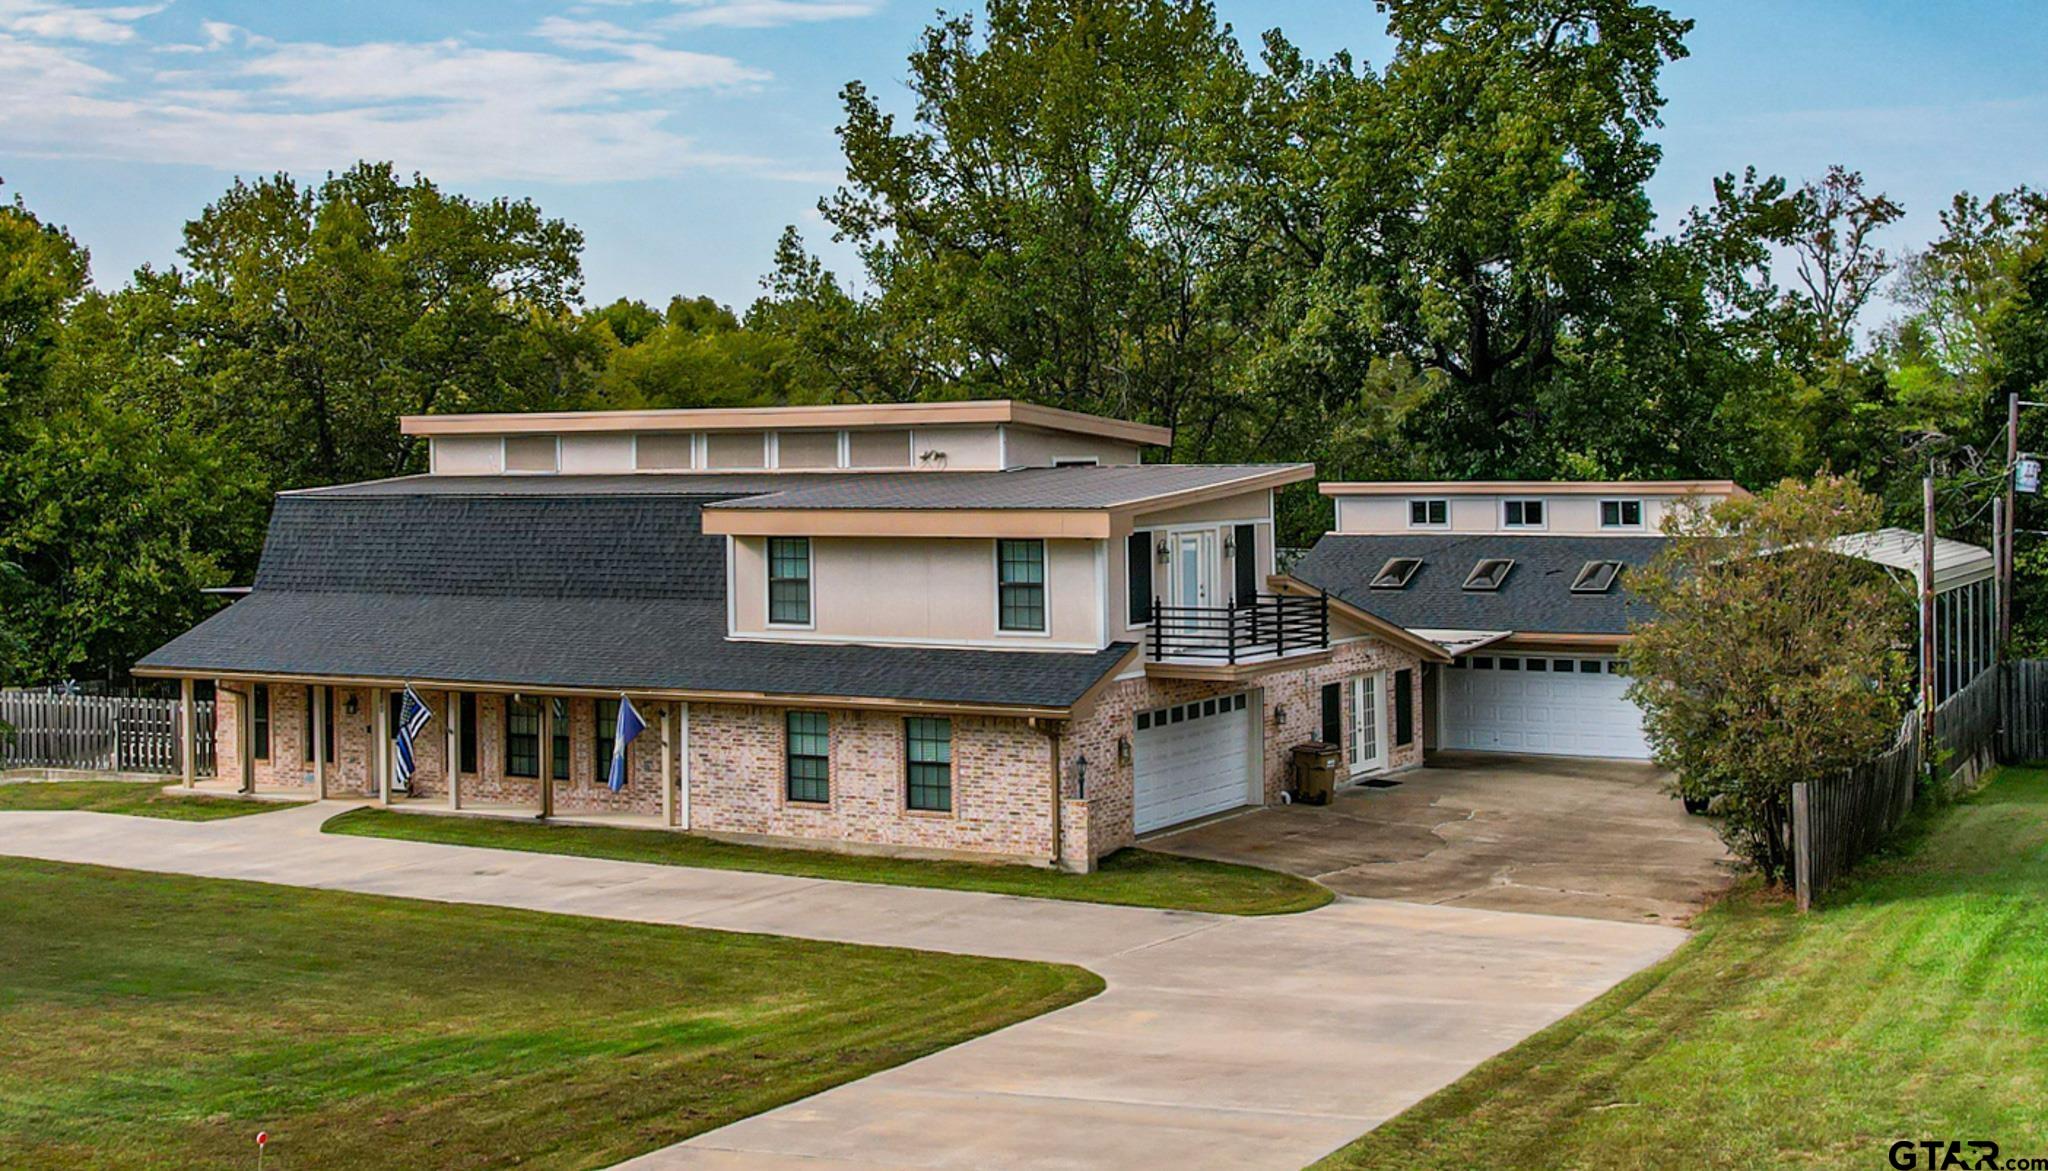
1333 490 1735 536
731 535 1104 649
1003 426 1143 468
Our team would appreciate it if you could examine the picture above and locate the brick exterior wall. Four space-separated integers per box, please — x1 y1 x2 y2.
687 704 1057 862
204 633 1419 869
1058 636 1426 862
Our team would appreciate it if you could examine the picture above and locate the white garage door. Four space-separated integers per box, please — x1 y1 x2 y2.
1133 692 1254 833
1440 655 1650 760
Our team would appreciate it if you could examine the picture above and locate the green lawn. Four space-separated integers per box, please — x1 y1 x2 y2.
0 856 1101 1171
0 779 301 820
324 807 1329 916
1317 765 2048 1170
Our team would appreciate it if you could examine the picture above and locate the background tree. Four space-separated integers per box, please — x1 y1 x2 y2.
1626 476 1910 884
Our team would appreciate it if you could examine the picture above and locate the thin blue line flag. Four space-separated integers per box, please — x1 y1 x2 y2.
395 685 431 793
608 696 647 792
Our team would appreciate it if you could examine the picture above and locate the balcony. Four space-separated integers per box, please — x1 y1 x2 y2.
1146 593 1331 680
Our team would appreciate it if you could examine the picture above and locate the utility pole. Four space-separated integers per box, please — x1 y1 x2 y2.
2004 392 2019 658
1923 473 1938 756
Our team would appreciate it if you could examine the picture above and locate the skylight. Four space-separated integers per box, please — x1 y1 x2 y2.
1371 557 1422 589
1571 560 1623 593
1463 558 1514 591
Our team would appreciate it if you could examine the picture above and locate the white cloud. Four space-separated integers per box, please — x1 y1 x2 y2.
0 10 821 184
663 0 879 30
1 1 162 43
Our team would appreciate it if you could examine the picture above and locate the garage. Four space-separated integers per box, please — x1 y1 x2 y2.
1133 692 1255 833
1439 654 1650 760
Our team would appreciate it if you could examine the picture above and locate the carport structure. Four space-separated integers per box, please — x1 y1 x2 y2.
1828 528 1998 703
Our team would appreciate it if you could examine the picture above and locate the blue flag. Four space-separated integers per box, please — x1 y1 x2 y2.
394 685 431 793
608 696 647 792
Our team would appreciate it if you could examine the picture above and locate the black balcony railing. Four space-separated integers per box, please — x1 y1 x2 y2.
1148 592 1330 665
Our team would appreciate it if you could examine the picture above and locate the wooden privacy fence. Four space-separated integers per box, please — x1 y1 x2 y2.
1792 665 2007 910
2004 659 2048 762
0 691 215 776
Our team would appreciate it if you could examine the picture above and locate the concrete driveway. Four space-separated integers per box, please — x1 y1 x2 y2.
0 799 1686 1170
1151 752 1735 924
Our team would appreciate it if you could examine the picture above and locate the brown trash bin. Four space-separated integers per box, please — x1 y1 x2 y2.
1292 741 1341 806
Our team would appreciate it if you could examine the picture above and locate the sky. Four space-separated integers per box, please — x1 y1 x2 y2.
2 0 2044 320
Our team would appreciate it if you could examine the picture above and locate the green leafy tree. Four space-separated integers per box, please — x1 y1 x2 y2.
1626 476 1911 883
0 192 91 421
92 163 598 489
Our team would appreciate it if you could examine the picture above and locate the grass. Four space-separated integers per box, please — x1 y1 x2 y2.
0 779 302 821
1316 765 2048 1170
325 807 1330 916
0 856 1101 1170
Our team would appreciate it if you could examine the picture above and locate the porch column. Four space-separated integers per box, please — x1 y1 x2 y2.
312 684 328 800
677 701 691 831
659 704 674 829
446 691 461 811
375 690 392 806
538 696 555 820
237 686 254 794
179 677 196 789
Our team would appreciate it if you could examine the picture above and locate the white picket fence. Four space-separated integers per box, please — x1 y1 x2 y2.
0 691 215 776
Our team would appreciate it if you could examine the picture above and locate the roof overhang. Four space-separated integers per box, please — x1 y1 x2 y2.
131 664 1097 720
401 400 1173 447
1319 479 1750 499
1827 528 1995 593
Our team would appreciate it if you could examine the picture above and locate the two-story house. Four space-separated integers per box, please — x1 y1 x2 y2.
136 401 1443 871
1291 480 1750 760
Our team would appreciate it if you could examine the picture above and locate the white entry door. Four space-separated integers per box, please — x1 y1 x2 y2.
1348 672 1387 776
1133 692 1254 833
1172 531 1215 608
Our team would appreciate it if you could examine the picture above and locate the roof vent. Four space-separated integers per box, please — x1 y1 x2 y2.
1371 557 1422 589
1571 560 1623 593
1463 558 1514 591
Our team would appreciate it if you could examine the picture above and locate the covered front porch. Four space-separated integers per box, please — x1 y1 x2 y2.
164 675 689 828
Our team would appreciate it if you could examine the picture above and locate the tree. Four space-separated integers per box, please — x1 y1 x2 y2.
93 163 598 489
1785 166 1905 361
1625 476 1910 884
0 192 90 421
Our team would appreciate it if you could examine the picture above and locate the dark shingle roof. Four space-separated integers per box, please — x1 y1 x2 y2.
139 490 1133 709
1291 534 1668 636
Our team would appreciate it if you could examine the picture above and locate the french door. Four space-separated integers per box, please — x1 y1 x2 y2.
1349 672 1387 776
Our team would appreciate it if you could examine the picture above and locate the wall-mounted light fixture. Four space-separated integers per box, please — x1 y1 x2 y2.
1074 752 1089 800
344 694 359 717
1273 703 1287 727
1222 533 1236 558
1155 536 1170 564
1116 735 1131 766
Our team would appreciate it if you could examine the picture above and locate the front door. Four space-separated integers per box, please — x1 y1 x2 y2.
1349 672 1387 776
1173 531 1215 608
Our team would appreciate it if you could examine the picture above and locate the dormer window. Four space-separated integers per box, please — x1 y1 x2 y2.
1600 499 1644 529
1371 557 1422 589
1464 558 1514 591
1409 499 1448 528
1571 560 1623 593
1502 499 1545 529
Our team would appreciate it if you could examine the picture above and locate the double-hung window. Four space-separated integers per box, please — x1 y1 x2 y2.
1503 499 1546 528
997 539 1047 632
594 698 619 782
786 711 830 803
551 698 570 781
506 697 540 778
251 684 271 760
768 537 812 626
905 717 953 812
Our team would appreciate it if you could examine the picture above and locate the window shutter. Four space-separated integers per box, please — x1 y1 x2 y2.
1127 530 1152 625
1321 682 1342 747
1394 669 1414 746
1234 523 1258 605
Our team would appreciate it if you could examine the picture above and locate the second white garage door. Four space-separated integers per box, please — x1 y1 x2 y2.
1133 692 1255 833
1439 655 1650 760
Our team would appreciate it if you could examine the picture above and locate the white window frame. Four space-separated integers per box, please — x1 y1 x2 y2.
1501 498 1547 530
993 538 1051 637
1599 498 1645 530
765 536 815 630
1408 498 1450 529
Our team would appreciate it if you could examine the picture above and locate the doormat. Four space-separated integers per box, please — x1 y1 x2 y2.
1359 778 1402 789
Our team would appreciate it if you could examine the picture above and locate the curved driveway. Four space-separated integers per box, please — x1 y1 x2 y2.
0 801 1685 1170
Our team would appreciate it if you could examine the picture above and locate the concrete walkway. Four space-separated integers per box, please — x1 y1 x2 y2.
0 802 1687 1170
